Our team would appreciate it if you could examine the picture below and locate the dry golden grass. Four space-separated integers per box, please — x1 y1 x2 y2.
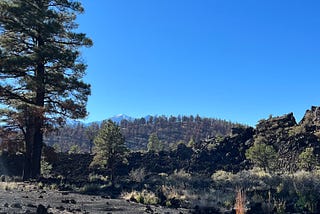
122 190 159 205
0 181 46 192
0 182 19 191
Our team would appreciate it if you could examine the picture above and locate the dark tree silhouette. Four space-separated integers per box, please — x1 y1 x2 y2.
0 0 92 179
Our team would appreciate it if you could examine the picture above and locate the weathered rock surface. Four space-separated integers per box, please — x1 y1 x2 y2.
253 111 320 171
256 113 297 134
299 106 320 131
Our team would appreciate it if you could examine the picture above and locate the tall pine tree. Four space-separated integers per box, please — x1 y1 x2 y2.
0 0 92 179
91 120 128 183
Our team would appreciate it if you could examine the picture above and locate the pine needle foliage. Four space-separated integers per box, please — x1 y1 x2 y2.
91 120 128 182
0 0 92 179
245 142 278 172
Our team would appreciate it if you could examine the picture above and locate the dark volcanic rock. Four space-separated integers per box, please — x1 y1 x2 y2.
52 153 92 183
299 106 320 132
189 127 254 173
11 203 22 208
256 113 296 134
0 152 24 176
254 111 320 171
36 204 48 214
50 126 255 179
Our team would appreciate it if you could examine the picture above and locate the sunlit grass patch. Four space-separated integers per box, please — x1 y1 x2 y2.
122 190 159 205
0 182 19 191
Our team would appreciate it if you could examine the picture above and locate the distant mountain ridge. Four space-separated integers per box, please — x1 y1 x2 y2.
86 114 148 125
109 114 135 123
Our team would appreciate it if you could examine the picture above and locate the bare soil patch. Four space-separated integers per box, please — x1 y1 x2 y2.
0 182 190 214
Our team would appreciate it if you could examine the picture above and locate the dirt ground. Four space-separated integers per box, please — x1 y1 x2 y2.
0 182 190 214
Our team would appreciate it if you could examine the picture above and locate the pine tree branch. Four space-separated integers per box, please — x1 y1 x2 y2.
0 86 34 104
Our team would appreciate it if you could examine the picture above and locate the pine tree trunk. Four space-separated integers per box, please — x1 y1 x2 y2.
31 88 45 178
31 38 45 178
23 127 33 180
31 125 43 178
111 164 115 184
23 115 35 180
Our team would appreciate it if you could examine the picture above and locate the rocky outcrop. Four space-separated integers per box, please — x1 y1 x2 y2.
0 152 24 176
256 113 296 135
254 111 320 171
52 153 92 184
299 106 320 132
188 126 254 173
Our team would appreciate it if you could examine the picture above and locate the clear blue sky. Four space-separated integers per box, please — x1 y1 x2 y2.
77 0 320 126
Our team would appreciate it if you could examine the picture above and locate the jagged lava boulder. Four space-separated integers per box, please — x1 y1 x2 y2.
256 113 297 138
189 126 254 173
299 106 320 132
254 111 320 171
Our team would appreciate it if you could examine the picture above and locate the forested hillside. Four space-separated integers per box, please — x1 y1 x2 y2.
45 115 243 152
120 115 242 150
